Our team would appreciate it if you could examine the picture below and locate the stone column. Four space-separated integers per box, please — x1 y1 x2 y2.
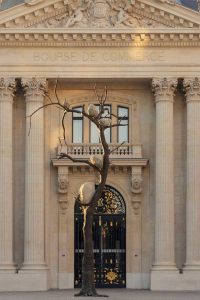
183 78 200 271
0 78 16 273
20 78 47 271
152 78 178 271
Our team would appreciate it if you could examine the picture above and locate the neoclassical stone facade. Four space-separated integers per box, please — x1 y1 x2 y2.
1 0 200 292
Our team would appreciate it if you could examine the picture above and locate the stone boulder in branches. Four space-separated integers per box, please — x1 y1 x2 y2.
90 154 103 169
99 118 112 127
79 182 96 205
88 104 98 118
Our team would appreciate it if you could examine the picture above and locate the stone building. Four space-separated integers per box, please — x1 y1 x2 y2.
0 0 200 292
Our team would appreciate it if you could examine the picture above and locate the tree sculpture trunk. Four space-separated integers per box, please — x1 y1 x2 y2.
76 131 110 297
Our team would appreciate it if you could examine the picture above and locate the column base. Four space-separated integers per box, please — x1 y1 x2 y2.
183 263 200 271
151 262 178 271
19 263 49 273
0 263 17 273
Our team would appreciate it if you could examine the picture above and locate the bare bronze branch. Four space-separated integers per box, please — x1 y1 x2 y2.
58 152 102 174
54 77 60 104
109 141 127 154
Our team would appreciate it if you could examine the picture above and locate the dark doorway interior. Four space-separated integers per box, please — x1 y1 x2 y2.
74 185 126 288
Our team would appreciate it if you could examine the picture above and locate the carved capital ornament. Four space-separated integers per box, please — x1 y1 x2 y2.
22 77 47 102
152 78 178 102
183 78 200 103
0 78 16 102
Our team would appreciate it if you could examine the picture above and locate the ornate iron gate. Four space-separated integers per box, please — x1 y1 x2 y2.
74 186 126 288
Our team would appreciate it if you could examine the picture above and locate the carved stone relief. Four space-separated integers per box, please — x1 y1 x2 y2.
33 0 171 29
131 176 142 194
58 167 69 216
58 174 69 194
131 166 142 216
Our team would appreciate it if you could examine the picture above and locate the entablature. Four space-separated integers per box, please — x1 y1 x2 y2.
1 28 200 47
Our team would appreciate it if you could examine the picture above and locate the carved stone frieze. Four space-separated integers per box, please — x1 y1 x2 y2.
152 78 178 102
183 78 200 102
33 0 171 29
22 77 47 102
0 78 16 102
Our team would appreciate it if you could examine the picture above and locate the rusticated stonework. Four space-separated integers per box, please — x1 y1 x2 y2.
33 0 171 29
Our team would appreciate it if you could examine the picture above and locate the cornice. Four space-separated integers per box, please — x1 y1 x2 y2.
0 0 200 29
52 158 149 167
0 28 200 48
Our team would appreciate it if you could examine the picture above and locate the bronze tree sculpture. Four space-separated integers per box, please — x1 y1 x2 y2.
27 79 128 297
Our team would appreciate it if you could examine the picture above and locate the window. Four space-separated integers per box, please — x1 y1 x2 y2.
118 107 129 143
90 105 111 143
72 107 83 143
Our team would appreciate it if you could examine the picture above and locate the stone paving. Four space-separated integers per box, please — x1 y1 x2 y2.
0 289 200 300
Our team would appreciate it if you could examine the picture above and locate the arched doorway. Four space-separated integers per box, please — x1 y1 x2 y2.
74 185 126 288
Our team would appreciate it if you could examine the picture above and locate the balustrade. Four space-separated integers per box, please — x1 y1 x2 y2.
58 143 142 159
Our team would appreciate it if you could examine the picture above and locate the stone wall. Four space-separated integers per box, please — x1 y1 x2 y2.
12 81 187 289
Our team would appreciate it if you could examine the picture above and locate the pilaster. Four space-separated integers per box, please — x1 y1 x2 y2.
183 78 200 271
0 78 17 273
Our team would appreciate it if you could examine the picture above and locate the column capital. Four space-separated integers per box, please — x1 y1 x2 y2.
22 77 47 102
0 78 16 102
152 77 178 102
183 77 200 103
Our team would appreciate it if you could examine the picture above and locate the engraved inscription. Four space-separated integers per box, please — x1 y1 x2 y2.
34 51 165 63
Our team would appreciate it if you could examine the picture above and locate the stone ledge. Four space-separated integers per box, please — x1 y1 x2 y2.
151 270 200 291
0 273 50 292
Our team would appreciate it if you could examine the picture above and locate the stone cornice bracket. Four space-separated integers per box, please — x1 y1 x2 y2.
152 77 178 102
131 166 142 216
58 166 69 216
183 77 200 103
22 77 47 102
0 77 16 102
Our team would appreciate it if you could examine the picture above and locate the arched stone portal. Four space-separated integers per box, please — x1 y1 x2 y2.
74 185 126 288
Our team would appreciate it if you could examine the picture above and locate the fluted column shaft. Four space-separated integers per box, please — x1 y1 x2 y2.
0 78 16 273
184 78 200 270
152 78 178 271
21 78 47 271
